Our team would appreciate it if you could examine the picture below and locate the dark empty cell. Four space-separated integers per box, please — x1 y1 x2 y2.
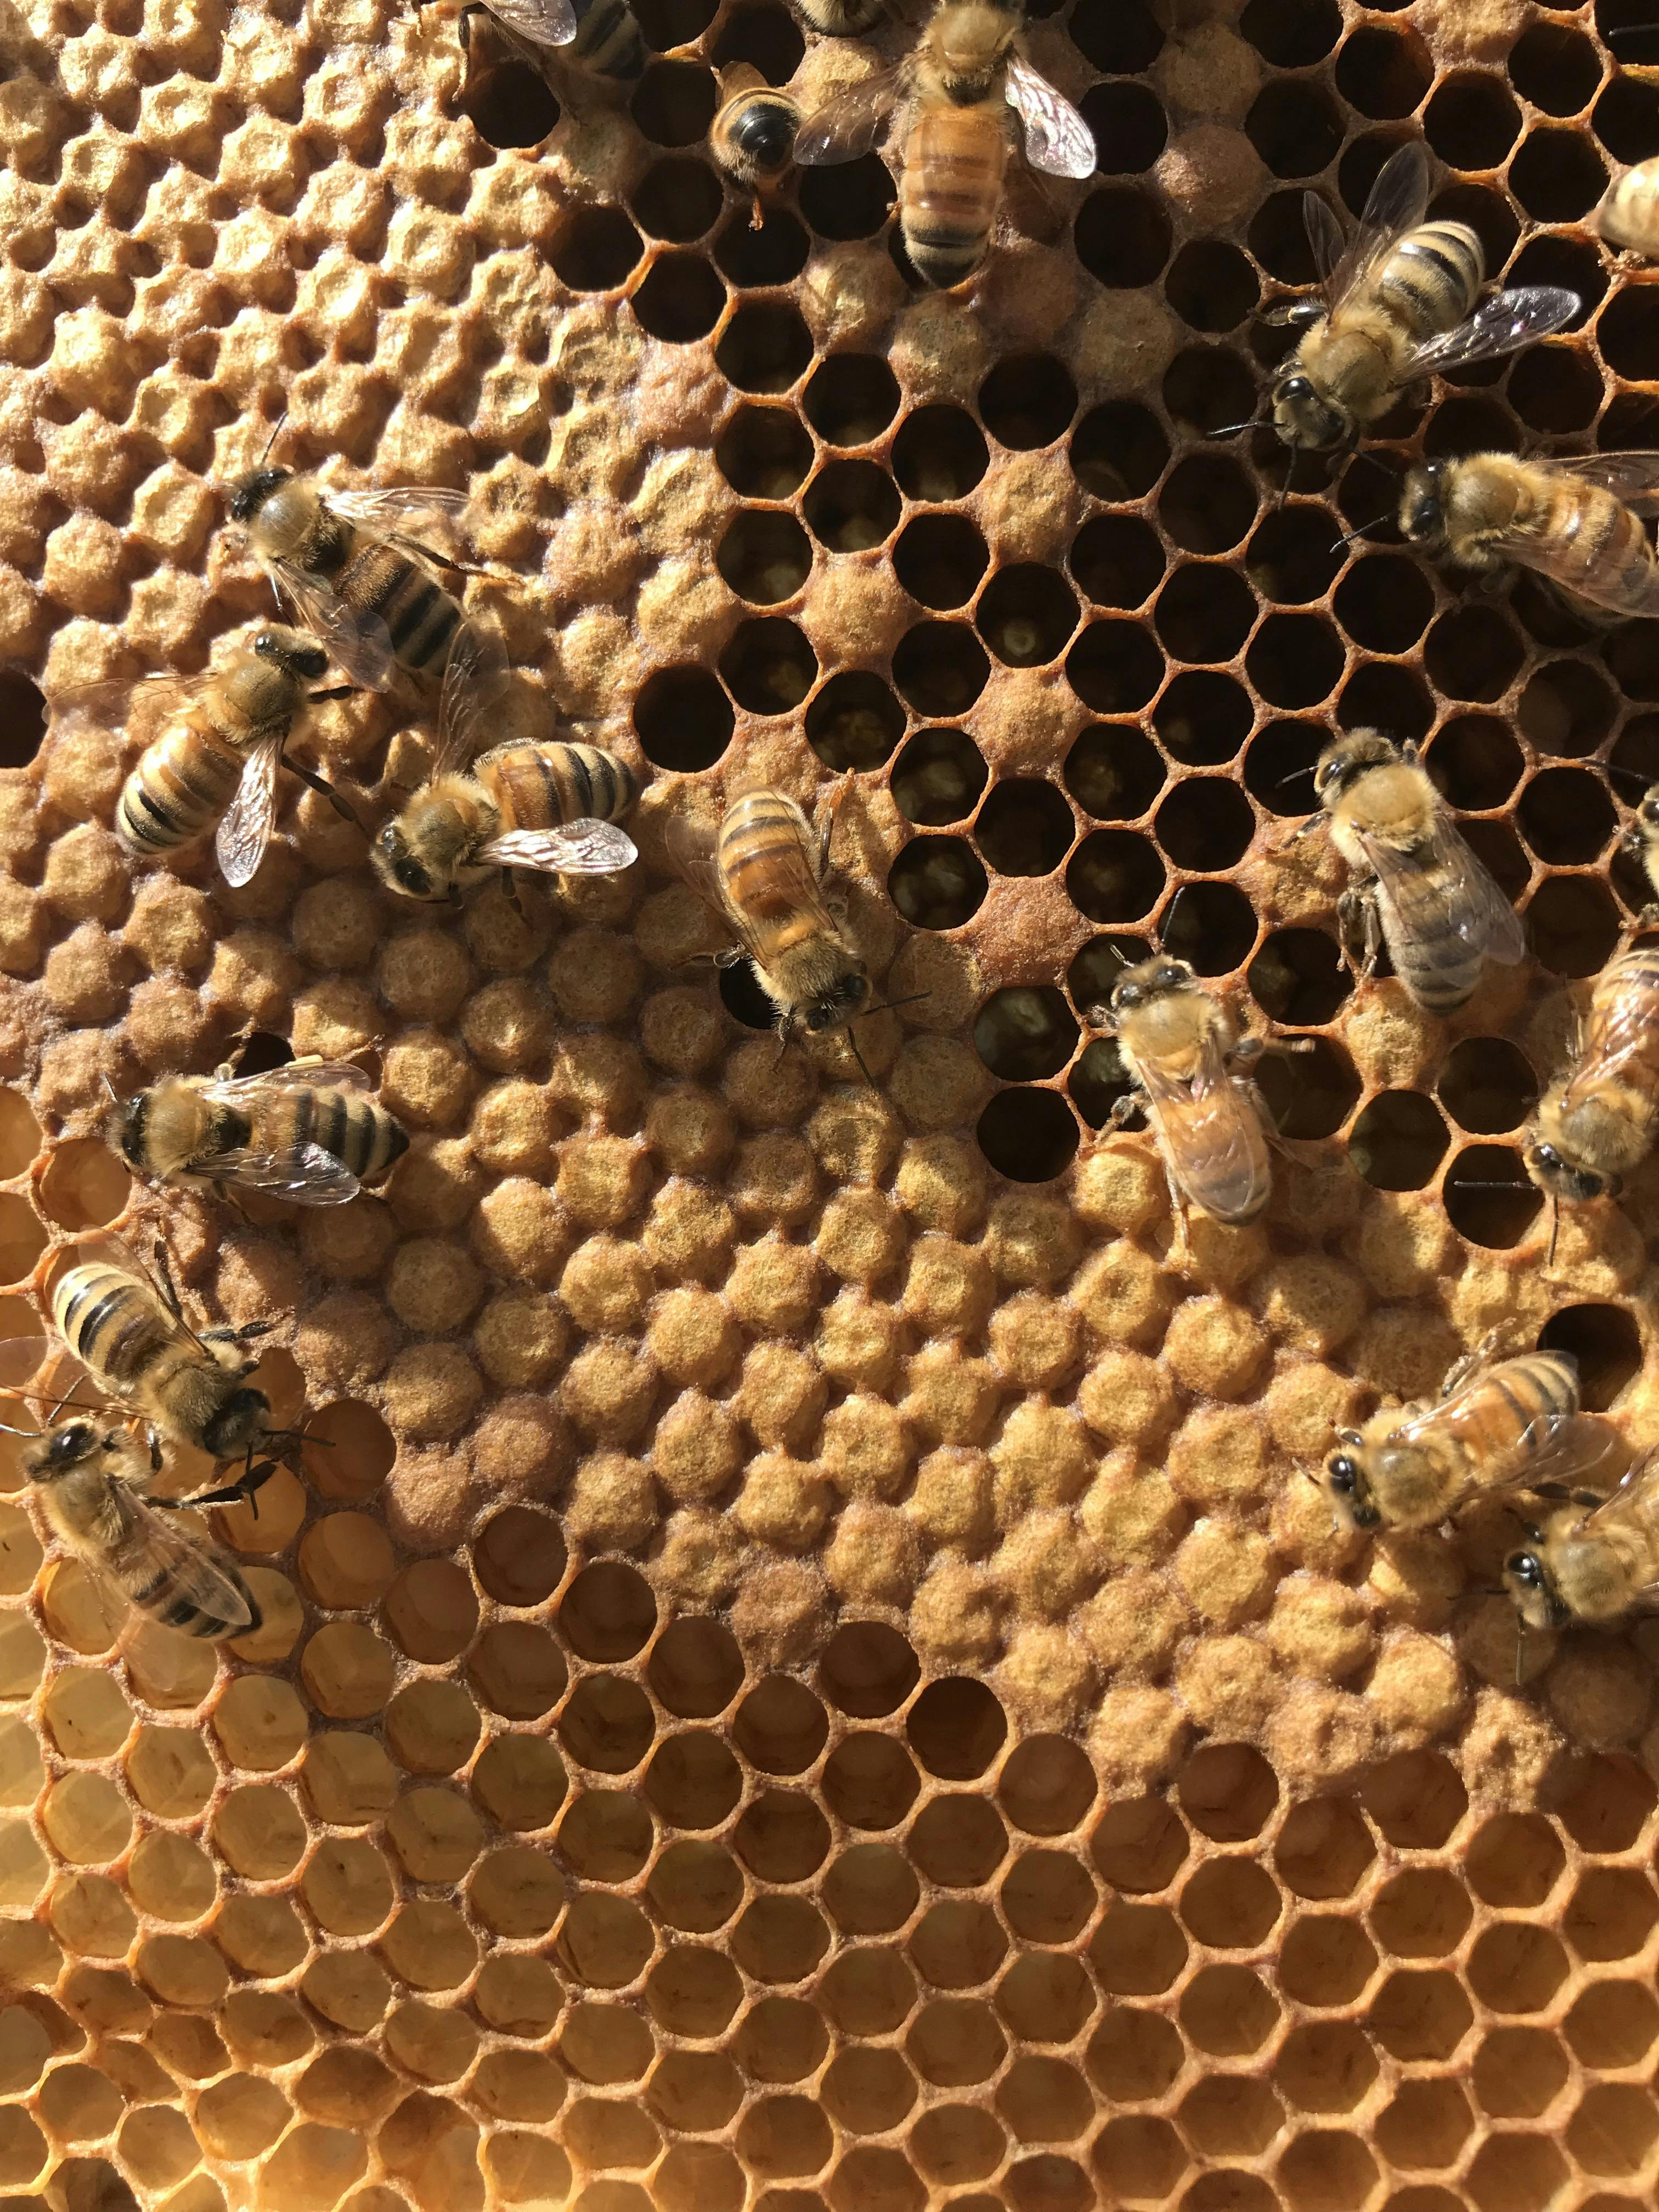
1070 403 1168 501
1442 1146 1543 1250
1069 1036 1133 1129
1069 934 1152 1012
717 510 812 605
893 622 991 716
1426 716 1523 809
803 353 900 446
1075 187 1171 287
1338 28 1432 122
1066 621 1164 715
893 730 988 826
1508 346 1601 437
1248 927 1350 1023
1510 571 1601 656
464 60 558 149
1423 394 1519 460
802 460 900 552
1609 624 1659 704
976 779 1076 878
1159 454 1257 557
1348 1092 1450 1192
719 617 817 713
1539 1304 1643 1412
894 515 990 610
797 154 895 242
717 405 813 499
1253 1034 1361 1139
1511 127 1607 222
1079 83 1165 176
1068 830 1165 924
1245 508 1342 606
635 0 718 46
1612 714 1659 793
893 405 989 500
715 208 810 288
1527 875 1622 978
1071 516 1164 611
235 1031 295 1077
1509 21 1601 114
0 672 46 768
888 836 988 929
1240 0 1341 67
1246 80 1344 178
632 251 726 342
1593 288 1659 383
1423 72 1522 171
712 3 804 80
1244 721 1325 815
1461 818 1531 910
1506 236 1603 325
804 672 905 772
1333 555 1435 655
1159 881 1258 974
975 1089 1080 1184
1246 612 1344 709
978 565 1080 667
1249 189 1320 287
633 59 720 148
1438 1037 1537 1133
1165 240 1258 333
1065 727 1165 821
1154 670 1253 765
720 957 777 1031
1593 72 1659 166
631 155 724 242
1163 347 1257 440
1424 607 1524 706
551 205 643 291
1153 565 1256 663
1154 779 1254 872
979 356 1077 451
1519 767 1616 866
1070 0 1163 70
974 987 1080 1081
716 300 812 391
634 665 735 772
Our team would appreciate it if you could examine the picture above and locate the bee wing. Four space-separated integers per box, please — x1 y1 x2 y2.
1496 510 1659 622
434 617 511 775
794 64 907 165
1406 286 1582 376
0 1340 105 1428
1005 58 1096 180
1546 452 1659 514
663 810 738 922
209 1059 375 1099
1321 141 1430 311
208 1141 362 1205
325 486 475 544
479 821 639 876
213 731 285 890
485 0 578 47
46 672 207 732
1578 1444 1659 1532
108 1486 258 1637
1137 1028 1272 1226
1565 970 1659 1108
1356 808 1526 967
264 560 400 695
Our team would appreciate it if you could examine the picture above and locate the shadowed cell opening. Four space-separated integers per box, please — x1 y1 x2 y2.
1425 606 1524 706
632 251 726 341
716 300 813 391
888 836 988 928
1070 0 1163 68
1334 554 1434 654
1246 79 1344 176
1511 127 1607 222
1154 778 1254 871
1067 622 1164 715
1247 612 1343 709
1438 1036 1536 1133
891 730 987 825
819 1622 919 1718
804 354 900 445
979 356 1077 449
1518 660 1615 759
1160 454 1256 556
805 672 905 772
634 665 734 771
1068 1034 1133 1130
1163 345 1257 439
894 514 989 609
464 57 558 149
1068 830 1165 925
1248 928 1350 1024
976 1088 1079 1183
551 205 643 291
1071 402 1168 499
633 59 720 147
719 958 777 1030
1460 818 1531 911
712 3 805 80
1595 68 1659 164
1608 623 1659 703
798 155 895 242
0 672 47 768
893 404 989 499
1508 345 1602 438
1527 875 1621 977
1165 240 1258 332
978 565 1080 666
716 405 813 499
1426 716 1524 810
235 1031 295 1077
631 155 723 242
1509 20 1601 112
976 780 1075 876
1442 1145 1542 1249
1422 396 1516 465
1241 0 1341 67
1244 721 1324 815
719 617 816 713
1160 881 1257 973
1075 188 1171 286
636 0 719 44
1155 670 1254 765
1539 1304 1643 1412
715 208 810 287
716 509 812 603
907 1678 1008 1780
1246 507 1344 606
1080 82 1166 174
1155 564 1256 663
1519 766 1616 867
893 622 990 716
1348 1091 1449 1190
974 988 1080 1081
1071 515 1165 609
1423 71 1521 169
1065 726 1165 821
1338 664 1432 743
1336 24 1432 118
1250 188 1320 284
1254 1034 1361 1139
803 459 900 552
1590 288 1659 385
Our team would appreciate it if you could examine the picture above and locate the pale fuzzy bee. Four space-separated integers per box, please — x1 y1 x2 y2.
1303 729 1526 1014
442 0 645 91
1523 949 1659 1258
1317 1344 1610 1534
795 0 1096 290
1598 157 1659 257
1265 140 1578 454
795 0 884 33
1399 452 1659 626
1505 1446 1659 1631
107 1058 409 1206
1619 783 1659 928
710 66 803 225
1088 957 1273 1249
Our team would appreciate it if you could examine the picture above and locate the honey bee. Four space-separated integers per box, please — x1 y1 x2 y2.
1504 1448 1659 1630
225 453 509 755
1318 1344 1611 1534
446 0 645 93
1598 157 1659 257
710 66 803 225
795 1 1096 290
1618 781 1659 928
795 0 884 33
1523 949 1659 1251
1088 957 1273 1246
1302 729 1525 1014
1398 452 1659 625
1266 140 1578 454
108 1058 409 1206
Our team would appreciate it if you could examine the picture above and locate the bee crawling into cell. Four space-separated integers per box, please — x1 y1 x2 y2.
1522 944 1659 1265
415 0 646 98
709 66 804 228
1504 1442 1659 1634
794 0 1096 291
1295 729 1526 1015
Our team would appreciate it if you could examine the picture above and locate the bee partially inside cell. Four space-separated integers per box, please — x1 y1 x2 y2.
1523 945 1659 1253
1505 1446 1659 1632
710 66 804 227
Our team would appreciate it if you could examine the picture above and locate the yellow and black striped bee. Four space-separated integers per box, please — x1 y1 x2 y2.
1525 946 1659 1237
108 1058 409 1206
710 66 803 225
448 0 645 93
1400 452 1659 625
1506 1446 1659 1632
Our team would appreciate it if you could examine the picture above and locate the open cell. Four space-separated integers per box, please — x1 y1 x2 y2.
1065 726 1164 822
632 251 725 342
887 835 988 929
892 621 990 717
805 671 905 772
892 730 987 826
1071 515 1165 611
894 514 989 609
1563 1866 1659 1963
1067 830 1165 925
1248 507 1344 607
803 353 899 445
1071 400 1168 500
717 510 812 603
1442 1146 1541 1250
552 207 644 291
720 617 817 712
1278 1914 1377 2008
716 300 812 392
892 405 988 500
802 459 900 552
1527 874 1621 978
1154 778 1254 871
1156 671 1253 767
975 988 1079 1081
1348 1092 1449 1192
976 782 1075 877
976 1090 1079 1184
631 155 723 244
1466 1922 1570 2014
1519 765 1616 866
733 1676 829 1776
1155 563 1256 663
1336 24 1431 117
1067 619 1164 715
979 356 1077 450
978 565 1080 667
1248 928 1350 1027
715 207 809 289
1160 881 1258 974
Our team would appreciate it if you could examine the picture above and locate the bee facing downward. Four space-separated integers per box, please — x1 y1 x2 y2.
1505 1447 1659 1632
709 66 803 226
1523 947 1659 1253
438 0 645 94
1265 140 1578 454
1302 730 1525 1014
108 1057 409 1206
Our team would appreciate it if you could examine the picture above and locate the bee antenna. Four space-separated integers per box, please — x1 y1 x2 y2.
1276 448 1297 512
1604 761 1652 790
845 1027 875 1088
1331 500 1396 552
1547 1193 1560 1272
101 1074 120 1104
257 405 288 467
1156 884 1189 954
862 991 932 1017
1206 414 1266 440
1276 764 1318 789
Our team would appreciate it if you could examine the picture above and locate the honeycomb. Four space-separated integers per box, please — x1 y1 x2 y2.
5 0 1659 2204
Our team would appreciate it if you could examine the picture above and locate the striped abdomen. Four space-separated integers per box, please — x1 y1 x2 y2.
330 531 467 690
104 1488 261 1638
116 719 250 858
1531 473 1658 618
718 789 821 962
53 1262 201 1408
1600 159 1659 255
1569 948 1659 1159
1371 221 1483 343
1435 1352 1579 1486
476 742 638 832
570 0 645 84
901 106 1007 290
251 1087 409 1187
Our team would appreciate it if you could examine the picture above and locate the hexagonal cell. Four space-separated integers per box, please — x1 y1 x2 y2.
1552 1751 1657 1852
1369 1970 1474 2063
1274 2022 1378 2115
802 460 900 553
975 1089 1080 1184
1472 2023 1569 2120
1463 2131 1570 2212
1564 1980 1659 2070
888 834 989 929
551 206 645 291
560 1561 656 1663
996 1953 1096 2048
732 1676 829 1776
1277 2130 1379 2212
633 251 726 343
821 1733 921 1830
892 730 988 827
716 510 812 605
893 404 989 500
1180 1965 1279 2058
1180 1859 1281 1950
1465 1923 1570 2015
892 620 990 718
976 785 1077 878
1180 2075 1284 2159
716 300 813 393
998 1736 1096 1836
1562 1867 1659 1965
1278 1914 1378 2009
1441 1137 1539 1249
1347 1091 1449 1192
822 1843 919 1938
909 1798 1007 1891
979 355 1077 450
1092 1796 1187 1895
894 514 989 610
648 1617 744 1719
905 1995 1003 2086
1465 1814 1566 1910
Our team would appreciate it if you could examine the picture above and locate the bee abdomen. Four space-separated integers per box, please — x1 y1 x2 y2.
116 726 245 857
1484 1352 1580 1447
338 543 465 686
1388 919 1483 1014
1374 221 1483 338
722 94 800 182
479 742 638 832
1601 159 1659 253
268 1086 409 1186
1549 479 1657 612
54 1265 174 1389
570 0 645 84
901 110 1006 289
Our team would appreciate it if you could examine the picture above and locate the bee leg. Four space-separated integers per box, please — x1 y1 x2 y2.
279 754 363 832
150 1240 185 1323
751 193 766 233
178 1458 279 1511
819 769 856 878
499 868 527 921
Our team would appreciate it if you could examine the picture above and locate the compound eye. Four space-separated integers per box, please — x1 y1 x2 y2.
1508 1551 1542 1588
1328 1454 1357 1493
846 974 869 1005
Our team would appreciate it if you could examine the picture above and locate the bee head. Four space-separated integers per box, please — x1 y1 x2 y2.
371 820 438 900
1636 787 1659 837
228 468 291 526
1524 1138 1617 1204
104 1086 147 1170
1398 460 1451 549
1110 957 1193 1014
252 629 329 682
201 1387 270 1462
1314 729 1398 804
26 1421 103 1480
1269 371 1349 453
1502 1545 1566 1630
807 970 870 1032
1321 1448 1380 1531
